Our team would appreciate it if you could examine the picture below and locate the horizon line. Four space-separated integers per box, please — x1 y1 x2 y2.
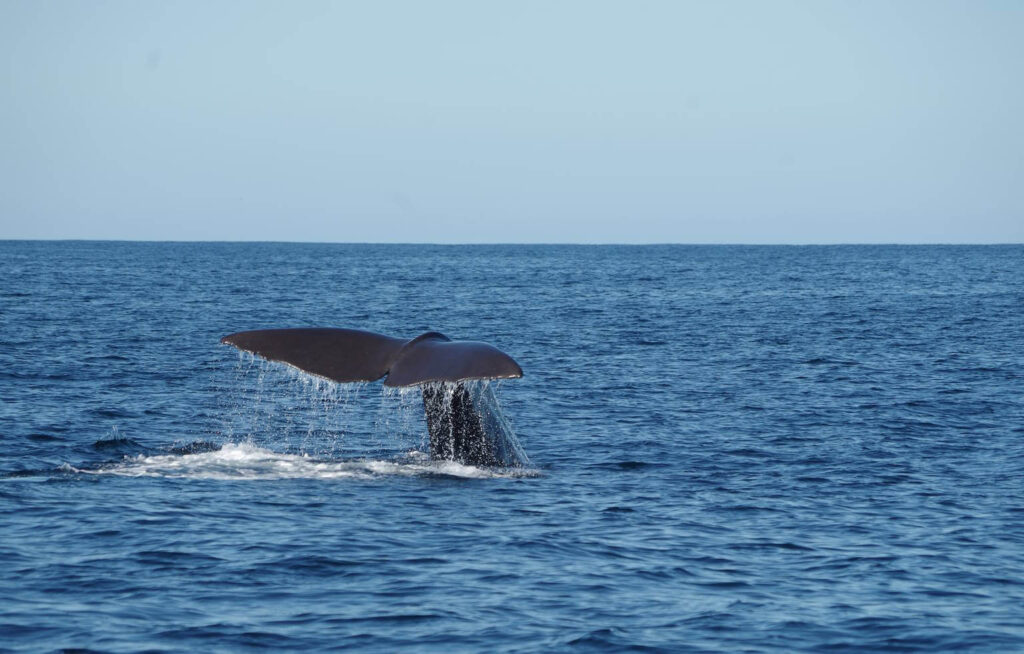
1 238 1022 247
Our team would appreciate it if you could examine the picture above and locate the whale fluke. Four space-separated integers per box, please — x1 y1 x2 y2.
384 332 523 387
221 328 405 383
220 328 526 466
220 328 522 386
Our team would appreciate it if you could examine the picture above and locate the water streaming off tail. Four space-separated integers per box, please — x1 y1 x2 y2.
215 352 385 458
419 380 529 467
214 352 527 467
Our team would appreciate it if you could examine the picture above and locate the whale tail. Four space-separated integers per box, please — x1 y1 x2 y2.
220 328 522 387
221 328 525 466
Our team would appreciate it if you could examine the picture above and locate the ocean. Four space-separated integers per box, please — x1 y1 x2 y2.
1 242 1022 652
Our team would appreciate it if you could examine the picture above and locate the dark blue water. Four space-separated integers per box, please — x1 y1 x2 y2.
2 242 1023 652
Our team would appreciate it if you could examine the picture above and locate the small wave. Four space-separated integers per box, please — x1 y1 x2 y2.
803 357 859 366
27 433 65 442
91 430 148 458
71 443 539 481
165 440 222 456
1 469 52 479
591 460 669 471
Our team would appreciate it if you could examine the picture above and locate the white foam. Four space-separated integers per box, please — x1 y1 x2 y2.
73 442 538 481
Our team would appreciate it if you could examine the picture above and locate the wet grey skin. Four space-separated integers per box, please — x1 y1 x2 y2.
220 328 524 466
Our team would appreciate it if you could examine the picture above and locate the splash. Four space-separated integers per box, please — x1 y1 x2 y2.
71 442 538 480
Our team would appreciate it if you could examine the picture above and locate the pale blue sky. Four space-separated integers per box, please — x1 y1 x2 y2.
2 1 1021 243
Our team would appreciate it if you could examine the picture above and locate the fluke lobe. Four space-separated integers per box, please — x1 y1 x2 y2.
220 328 526 467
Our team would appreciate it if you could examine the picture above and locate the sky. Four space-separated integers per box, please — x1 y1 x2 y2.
1 1 1021 243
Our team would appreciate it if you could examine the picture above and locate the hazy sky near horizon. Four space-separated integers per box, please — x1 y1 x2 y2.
2 1 1021 243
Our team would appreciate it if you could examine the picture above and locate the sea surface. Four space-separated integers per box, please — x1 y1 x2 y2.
1 242 1023 652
